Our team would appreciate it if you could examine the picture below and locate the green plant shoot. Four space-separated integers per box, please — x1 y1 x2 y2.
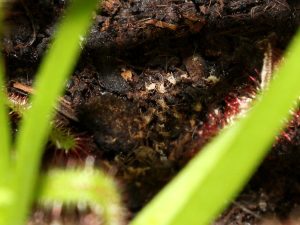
7 0 99 224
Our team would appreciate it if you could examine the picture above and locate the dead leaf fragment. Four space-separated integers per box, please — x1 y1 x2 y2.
121 69 133 81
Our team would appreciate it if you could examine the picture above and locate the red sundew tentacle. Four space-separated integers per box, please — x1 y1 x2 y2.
8 92 28 106
194 75 260 156
281 132 292 142
7 92 30 117
6 91 94 165
72 135 94 156
190 48 299 158
248 75 260 86
174 74 263 163
49 128 94 164
275 109 300 145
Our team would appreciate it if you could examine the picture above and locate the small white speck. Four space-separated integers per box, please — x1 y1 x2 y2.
166 73 176 85
145 83 156 91
157 83 166 93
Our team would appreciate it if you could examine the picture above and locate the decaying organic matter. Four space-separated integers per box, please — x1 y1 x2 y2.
2 0 300 224
77 94 147 154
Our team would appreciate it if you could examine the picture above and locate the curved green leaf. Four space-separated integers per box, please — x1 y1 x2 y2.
9 1 100 224
38 169 124 225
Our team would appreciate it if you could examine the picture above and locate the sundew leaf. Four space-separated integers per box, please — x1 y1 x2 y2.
130 32 300 225
6 94 78 153
9 1 99 224
38 169 124 225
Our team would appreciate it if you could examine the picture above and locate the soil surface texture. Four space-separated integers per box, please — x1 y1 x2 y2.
2 0 300 224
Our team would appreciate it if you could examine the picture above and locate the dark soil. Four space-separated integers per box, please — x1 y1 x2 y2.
2 0 300 224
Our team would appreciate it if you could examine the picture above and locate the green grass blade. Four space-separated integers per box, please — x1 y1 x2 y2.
0 0 12 182
130 33 300 225
0 57 13 223
0 2 13 221
10 0 99 224
0 52 11 179
38 169 124 225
